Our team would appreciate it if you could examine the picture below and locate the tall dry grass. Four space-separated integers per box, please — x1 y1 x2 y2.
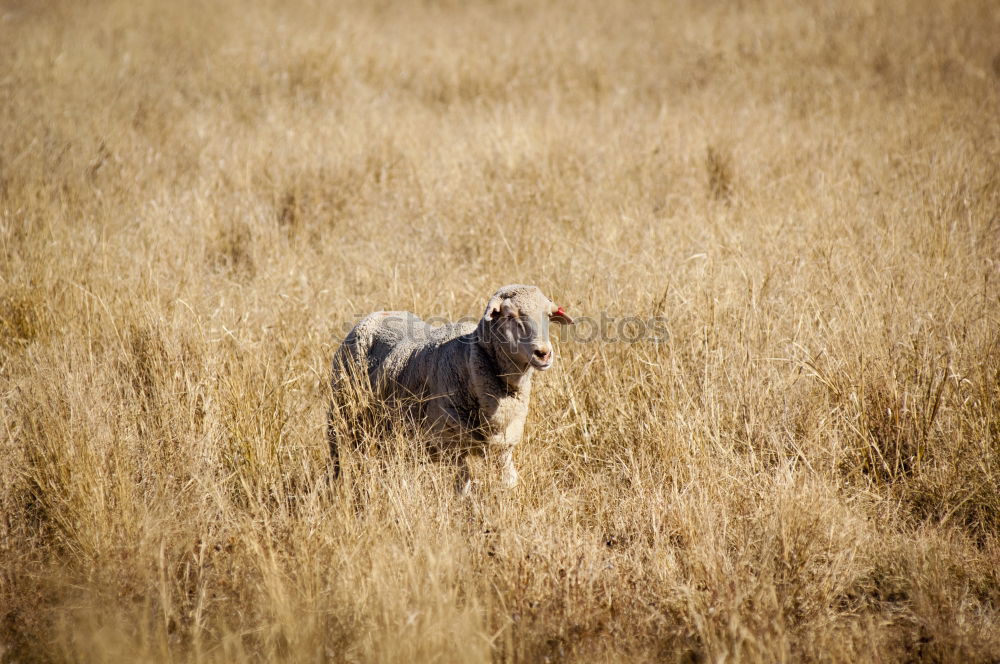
2 0 999 661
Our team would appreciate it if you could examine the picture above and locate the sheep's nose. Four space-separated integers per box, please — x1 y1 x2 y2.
533 348 552 363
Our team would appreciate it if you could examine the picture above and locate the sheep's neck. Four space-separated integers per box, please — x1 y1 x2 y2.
488 351 532 395
497 365 532 395
475 335 532 396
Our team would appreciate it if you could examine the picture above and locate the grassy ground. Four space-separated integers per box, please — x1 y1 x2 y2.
2 0 999 661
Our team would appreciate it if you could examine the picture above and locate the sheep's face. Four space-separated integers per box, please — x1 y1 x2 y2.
482 285 574 372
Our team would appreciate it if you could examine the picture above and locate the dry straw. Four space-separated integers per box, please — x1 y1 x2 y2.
2 0 999 661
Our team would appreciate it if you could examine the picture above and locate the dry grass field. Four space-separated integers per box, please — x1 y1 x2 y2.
2 0 1000 661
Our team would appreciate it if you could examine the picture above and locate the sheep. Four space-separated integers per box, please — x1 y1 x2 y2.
327 284 574 493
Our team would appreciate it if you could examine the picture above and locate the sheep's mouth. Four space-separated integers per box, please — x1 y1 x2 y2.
531 358 553 371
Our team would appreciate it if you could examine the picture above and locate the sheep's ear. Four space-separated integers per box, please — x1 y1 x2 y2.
549 305 575 325
484 295 513 321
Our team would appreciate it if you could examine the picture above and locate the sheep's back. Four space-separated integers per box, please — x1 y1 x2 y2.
338 311 474 384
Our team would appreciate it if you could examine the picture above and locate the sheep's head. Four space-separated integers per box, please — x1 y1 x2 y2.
480 285 574 372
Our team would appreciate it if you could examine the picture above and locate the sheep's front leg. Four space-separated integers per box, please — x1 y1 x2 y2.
484 420 523 490
499 447 519 489
455 454 473 496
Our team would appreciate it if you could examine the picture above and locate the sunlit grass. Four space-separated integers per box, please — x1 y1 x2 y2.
2 0 999 661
